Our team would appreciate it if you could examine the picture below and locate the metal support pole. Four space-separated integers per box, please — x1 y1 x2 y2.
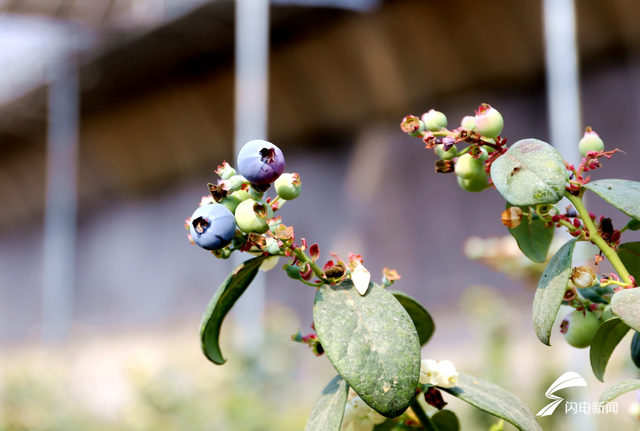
232 0 270 356
42 34 79 343
543 0 582 166
543 3 593 430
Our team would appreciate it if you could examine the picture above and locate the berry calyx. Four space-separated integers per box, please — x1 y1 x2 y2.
234 198 274 234
560 310 600 348
237 140 285 185
475 104 504 139
455 153 484 180
421 109 448 132
189 203 236 250
501 207 523 228
578 128 605 157
274 173 302 200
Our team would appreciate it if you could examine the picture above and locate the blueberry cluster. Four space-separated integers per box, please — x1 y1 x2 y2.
186 139 301 255
401 104 506 194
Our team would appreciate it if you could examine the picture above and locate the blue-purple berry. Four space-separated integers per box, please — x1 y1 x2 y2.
189 204 237 250
237 140 285 185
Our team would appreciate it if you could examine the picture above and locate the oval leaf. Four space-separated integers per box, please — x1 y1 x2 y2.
533 239 577 346
390 291 435 346
589 317 630 382
599 378 640 403
611 288 640 332
506 203 554 263
313 280 421 417
632 332 640 368
490 139 566 206
617 242 640 281
304 375 349 431
442 373 542 431
199 255 267 365
583 180 640 221
431 410 460 431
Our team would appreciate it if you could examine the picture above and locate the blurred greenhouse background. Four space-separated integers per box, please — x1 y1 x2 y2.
1 0 640 430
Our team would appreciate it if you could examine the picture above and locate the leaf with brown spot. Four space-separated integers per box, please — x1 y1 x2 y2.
313 280 420 417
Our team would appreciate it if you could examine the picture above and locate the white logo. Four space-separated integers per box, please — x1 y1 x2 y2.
537 371 587 417
536 371 619 417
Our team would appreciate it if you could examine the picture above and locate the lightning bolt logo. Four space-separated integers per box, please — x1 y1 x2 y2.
536 371 587 417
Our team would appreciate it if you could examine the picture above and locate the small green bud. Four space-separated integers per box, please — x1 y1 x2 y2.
579 128 604 157
215 161 236 180
560 310 600 348
475 104 504 139
421 109 448 132
455 153 484 180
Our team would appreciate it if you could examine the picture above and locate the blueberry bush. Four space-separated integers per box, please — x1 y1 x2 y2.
185 138 544 431
401 104 640 408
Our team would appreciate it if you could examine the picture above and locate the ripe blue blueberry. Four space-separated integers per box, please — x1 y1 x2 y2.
189 203 237 250
237 140 285 185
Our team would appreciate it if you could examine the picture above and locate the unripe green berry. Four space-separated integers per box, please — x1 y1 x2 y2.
234 198 273 233
274 173 301 200
560 310 600 348
284 264 302 280
474 147 489 162
457 169 488 193
461 116 476 130
455 153 484 180
475 104 504 139
421 109 447 132
579 129 604 157
435 144 457 160
220 190 250 214
602 305 614 322
627 218 640 231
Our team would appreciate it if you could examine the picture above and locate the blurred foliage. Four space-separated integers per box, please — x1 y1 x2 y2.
0 305 317 431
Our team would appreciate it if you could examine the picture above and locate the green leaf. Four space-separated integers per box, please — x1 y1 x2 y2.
304 375 349 431
599 379 640 403
199 255 268 365
390 291 435 346
632 332 640 368
373 420 399 431
589 317 630 382
431 410 460 431
442 374 542 431
533 239 577 346
506 203 554 263
583 180 640 221
611 288 640 332
490 139 566 206
617 242 640 281
313 280 421 418
577 286 612 304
